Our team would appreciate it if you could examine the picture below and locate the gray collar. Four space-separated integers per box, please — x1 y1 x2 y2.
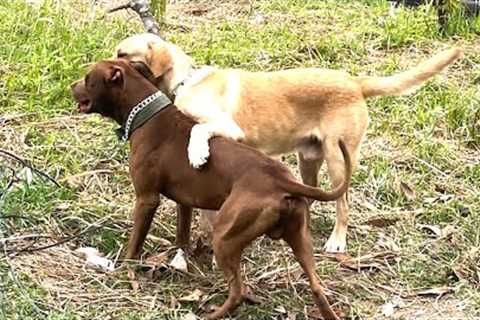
171 68 195 98
171 66 215 99
115 91 172 141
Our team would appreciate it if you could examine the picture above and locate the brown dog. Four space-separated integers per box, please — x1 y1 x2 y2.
71 59 352 319
115 33 463 253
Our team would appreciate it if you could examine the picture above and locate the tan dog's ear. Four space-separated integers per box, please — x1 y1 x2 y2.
147 41 174 78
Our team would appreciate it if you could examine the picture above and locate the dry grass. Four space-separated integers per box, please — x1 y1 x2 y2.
1 0 479 319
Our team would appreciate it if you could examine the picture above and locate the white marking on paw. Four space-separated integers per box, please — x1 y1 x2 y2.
229 123 245 141
188 124 211 169
324 232 347 253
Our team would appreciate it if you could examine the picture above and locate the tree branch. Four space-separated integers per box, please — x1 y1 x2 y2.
108 0 162 36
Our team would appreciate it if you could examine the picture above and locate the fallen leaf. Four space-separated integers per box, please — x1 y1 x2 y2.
181 311 198 320
424 196 439 204
127 267 140 292
170 248 188 272
243 286 261 304
307 306 346 319
334 253 383 272
411 286 454 297
146 251 169 268
275 305 287 314
19 167 34 185
75 247 114 272
179 288 204 302
400 181 416 200
381 301 395 317
55 202 71 210
306 306 325 319
287 311 297 320
376 233 400 252
145 234 172 246
170 295 179 308
417 224 442 237
441 225 456 238
364 216 400 228
417 224 456 238
192 236 214 268
451 266 468 281
75 247 102 257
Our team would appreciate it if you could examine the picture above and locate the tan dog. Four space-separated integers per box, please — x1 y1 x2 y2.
115 33 462 252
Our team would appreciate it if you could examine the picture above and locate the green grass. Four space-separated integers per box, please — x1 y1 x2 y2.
1 0 480 319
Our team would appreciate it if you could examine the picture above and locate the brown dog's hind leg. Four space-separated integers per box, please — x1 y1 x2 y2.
283 199 340 320
176 204 193 250
125 194 160 259
206 195 280 319
206 238 244 319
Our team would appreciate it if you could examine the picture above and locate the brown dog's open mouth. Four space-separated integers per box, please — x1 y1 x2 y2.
78 99 91 113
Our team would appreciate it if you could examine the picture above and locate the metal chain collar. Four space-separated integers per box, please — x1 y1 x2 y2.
121 91 164 142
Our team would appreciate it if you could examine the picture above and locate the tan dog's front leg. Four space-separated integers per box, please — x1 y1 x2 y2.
125 194 159 259
188 118 245 168
176 204 192 249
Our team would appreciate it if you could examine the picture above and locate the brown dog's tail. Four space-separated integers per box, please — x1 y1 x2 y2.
358 48 462 98
279 139 352 202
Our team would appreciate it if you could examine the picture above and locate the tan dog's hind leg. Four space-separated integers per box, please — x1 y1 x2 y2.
298 152 324 187
323 137 356 253
199 209 217 237
283 200 339 320
298 149 324 212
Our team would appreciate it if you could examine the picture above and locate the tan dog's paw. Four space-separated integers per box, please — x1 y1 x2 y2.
188 140 210 168
229 125 245 142
188 124 211 169
324 232 347 253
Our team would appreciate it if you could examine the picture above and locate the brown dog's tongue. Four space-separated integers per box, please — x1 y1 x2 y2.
78 100 90 113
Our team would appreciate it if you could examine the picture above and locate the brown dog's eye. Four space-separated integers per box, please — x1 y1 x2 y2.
117 51 127 58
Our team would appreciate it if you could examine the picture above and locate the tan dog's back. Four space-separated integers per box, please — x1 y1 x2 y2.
178 68 365 154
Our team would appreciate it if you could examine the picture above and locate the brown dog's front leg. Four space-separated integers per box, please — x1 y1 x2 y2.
125 195 159 259
176 204 192 249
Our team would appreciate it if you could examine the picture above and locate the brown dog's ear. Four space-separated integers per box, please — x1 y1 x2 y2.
130 60 156 83
108 66 124 85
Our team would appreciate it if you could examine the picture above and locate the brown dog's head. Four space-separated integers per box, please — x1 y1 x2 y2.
114 33 193 95
71 59 158 124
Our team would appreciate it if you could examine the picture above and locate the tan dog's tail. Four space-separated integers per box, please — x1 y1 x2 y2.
279 140 351 202
358 48 462 98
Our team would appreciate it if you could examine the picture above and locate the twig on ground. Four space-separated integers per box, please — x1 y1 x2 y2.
0 149 60 187
4 224 106 257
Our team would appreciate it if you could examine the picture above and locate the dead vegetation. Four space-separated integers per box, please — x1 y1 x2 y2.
1 0 479 319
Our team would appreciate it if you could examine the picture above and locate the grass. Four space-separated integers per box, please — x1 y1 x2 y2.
1 0 479 319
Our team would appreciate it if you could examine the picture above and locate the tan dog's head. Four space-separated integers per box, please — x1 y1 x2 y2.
114 33 193 95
